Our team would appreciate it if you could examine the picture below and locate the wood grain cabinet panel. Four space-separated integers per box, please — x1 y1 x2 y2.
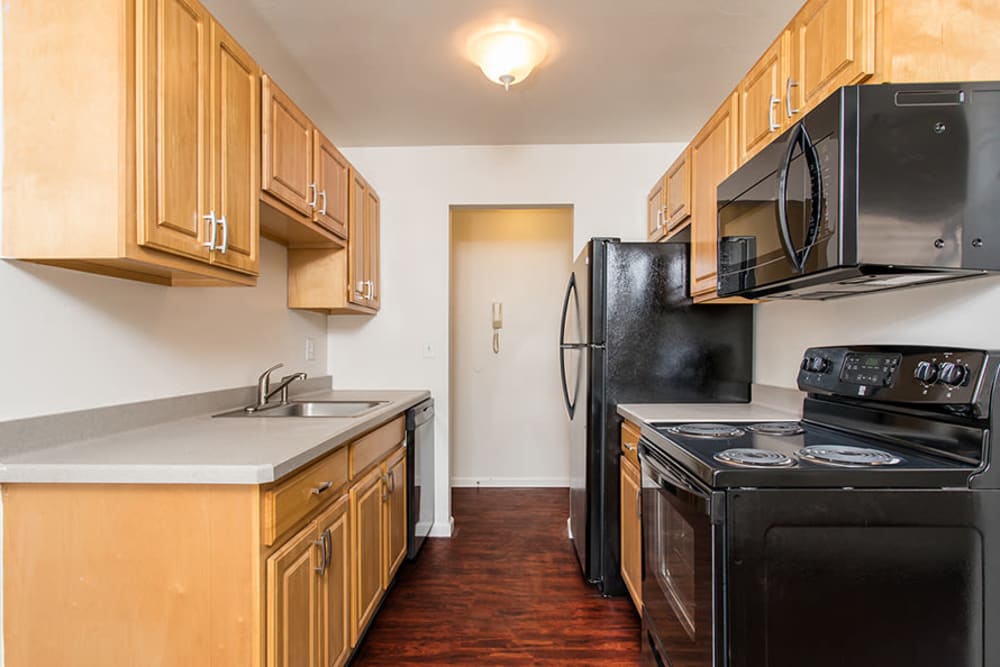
383 448 407 585
620 454 642 614
348 170 371 307
664 148 692 233
351 465 385 646
262 75 314 218
790 0 875 115
366 186 382 310
267 521 321 667
739 33 789 164
689 92 739 300
316 495 351 667
138 0 212 262
647 176 666 241
314 133 350 239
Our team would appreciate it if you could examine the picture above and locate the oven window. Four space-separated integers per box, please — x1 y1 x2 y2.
655 490 697 639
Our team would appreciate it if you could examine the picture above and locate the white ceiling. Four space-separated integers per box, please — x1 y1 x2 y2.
227 0 803 147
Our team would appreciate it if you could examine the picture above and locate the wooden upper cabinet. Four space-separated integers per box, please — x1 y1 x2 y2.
138 0 211 263
348 170 370 307
314 133 350 239
689 92 739 300
208 20 259 275
366 187 382 311
646 177 666 241
262 75 314 217
739 33 790 164
664 148 692 233
789 0 876 116
267 521 321 667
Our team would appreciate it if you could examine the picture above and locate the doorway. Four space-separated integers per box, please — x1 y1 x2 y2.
449 207 574 487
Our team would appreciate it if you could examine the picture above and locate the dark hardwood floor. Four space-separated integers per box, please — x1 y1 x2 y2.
352 487 641 666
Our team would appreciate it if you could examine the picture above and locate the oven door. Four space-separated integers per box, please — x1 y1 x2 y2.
640 441 725 667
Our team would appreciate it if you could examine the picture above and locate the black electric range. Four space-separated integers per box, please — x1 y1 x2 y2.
637 345 1000 667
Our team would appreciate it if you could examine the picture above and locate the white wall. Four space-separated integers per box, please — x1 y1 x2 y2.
450 208 574 487
756 275 1000 388
329 142 684 534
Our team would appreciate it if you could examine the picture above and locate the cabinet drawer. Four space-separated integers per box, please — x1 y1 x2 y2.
350 417 405 478
621 420 641 468
263 446 349 546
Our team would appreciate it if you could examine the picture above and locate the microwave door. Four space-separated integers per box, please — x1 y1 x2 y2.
778 125 825 272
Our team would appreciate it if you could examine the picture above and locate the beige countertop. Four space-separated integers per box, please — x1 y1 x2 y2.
617 384 804 425
0 389 429 485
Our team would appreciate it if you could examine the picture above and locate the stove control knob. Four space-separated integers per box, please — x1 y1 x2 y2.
806 356 829 373
938 362 968 387
914 361 939 384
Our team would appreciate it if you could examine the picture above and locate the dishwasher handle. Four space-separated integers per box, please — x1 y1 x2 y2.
407 399 435 429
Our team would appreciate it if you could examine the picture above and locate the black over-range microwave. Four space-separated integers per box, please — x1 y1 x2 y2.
717 82 1000 300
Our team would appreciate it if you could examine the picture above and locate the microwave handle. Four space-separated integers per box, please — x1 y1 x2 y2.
777 125 805 273
800 125 824 267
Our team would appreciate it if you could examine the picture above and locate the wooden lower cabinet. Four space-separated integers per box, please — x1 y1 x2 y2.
620 451 643 614
351 464 385 646
1 418 409 667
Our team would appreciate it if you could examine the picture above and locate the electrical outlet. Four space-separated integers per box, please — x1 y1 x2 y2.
304 337 316 361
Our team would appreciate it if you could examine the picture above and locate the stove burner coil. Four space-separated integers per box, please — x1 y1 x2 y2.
797 445 903 467
747 422 805 436
714 448 794 468
668 423 746 438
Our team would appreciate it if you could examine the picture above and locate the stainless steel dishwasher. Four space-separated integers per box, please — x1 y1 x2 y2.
406 398 434 559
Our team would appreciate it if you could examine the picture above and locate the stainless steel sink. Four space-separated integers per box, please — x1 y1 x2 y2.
214 400 390 418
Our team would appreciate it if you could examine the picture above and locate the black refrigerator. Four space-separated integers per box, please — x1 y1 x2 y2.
559 238 753 596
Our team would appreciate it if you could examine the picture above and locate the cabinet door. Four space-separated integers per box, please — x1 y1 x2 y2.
739 33 788 164
383 449 407 585
347 170 369 307
316 495 351 667
790 0 875 115
365 187 381 311
690 93 739 299
314 133 350 240
138 0 211 262
351 465 384 646
620 456 642 613
664 148 691 232
267 522 321 667
262 75 314 216
646 178 665 241
208 19 259 275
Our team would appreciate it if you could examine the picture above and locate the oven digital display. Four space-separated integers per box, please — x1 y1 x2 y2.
840 353 901 386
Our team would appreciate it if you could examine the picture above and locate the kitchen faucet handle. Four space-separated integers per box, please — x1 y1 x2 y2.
258 363 284 390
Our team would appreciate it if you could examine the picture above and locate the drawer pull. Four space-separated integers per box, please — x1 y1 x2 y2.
311 481 334 495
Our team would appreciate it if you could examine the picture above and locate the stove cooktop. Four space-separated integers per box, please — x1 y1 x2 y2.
641 420 977 489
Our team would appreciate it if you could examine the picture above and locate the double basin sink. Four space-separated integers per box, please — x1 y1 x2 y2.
214 400 389 419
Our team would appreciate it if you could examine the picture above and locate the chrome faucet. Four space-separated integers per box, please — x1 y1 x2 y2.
245 363 308 412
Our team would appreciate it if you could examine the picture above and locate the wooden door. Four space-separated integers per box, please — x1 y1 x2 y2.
365 187 381 311
347 170 369 307
739 33 788 164
790 0 875 115
267 522 320 667
138 0 211 262
262 75 314 216
646 177 665 241
316 495 351 667
383 449 407 585
208 19 259 274
690 93 739 299
620 456 642 613
314 132 350 240
351 466 384 646
664 148 691 232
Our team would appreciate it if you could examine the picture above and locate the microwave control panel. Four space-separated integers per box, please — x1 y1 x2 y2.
797 346 991 407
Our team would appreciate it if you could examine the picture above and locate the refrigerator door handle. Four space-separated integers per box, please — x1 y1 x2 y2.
559 273 576 346
559 273 580 419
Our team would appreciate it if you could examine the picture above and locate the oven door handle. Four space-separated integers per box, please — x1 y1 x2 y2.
641 450 711 503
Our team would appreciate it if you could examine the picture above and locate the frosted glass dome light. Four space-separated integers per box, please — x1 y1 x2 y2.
467 21 549 91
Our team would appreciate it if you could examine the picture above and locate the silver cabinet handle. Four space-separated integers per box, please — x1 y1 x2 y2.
319 191 327 216
311 481 333 495
768 95 780 132
202 211 218 250
655 208 663 230
217 215 228 254
356 280 366 295
389 470 396 494
313 532 328 575
308 183 318 209
381 474 389 502
635 489 641 519
785 77 800 117
367 280 374 300
623 442 636 452
324 529 332 570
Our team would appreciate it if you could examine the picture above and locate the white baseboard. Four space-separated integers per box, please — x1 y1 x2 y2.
429 516 455 537
450 476 569 488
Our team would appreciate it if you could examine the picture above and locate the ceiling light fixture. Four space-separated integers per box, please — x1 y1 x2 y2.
466 20 549 91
